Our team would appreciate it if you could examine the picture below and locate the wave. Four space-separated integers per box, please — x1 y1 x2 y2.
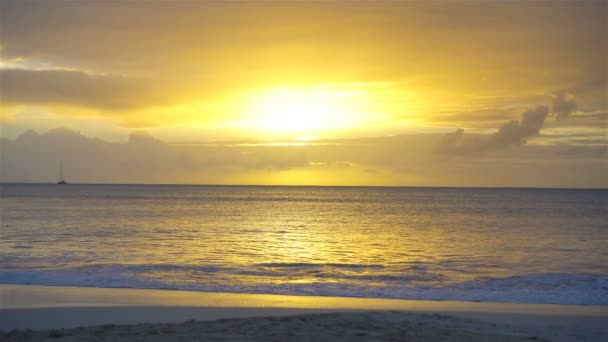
1 264 606 305
253 262 385 269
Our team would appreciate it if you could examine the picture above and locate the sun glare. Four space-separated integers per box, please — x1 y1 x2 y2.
242 87 362 133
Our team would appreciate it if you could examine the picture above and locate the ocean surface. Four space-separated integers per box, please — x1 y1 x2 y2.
1 184 607 305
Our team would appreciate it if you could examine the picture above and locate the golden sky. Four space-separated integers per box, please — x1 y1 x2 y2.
0 1 606 187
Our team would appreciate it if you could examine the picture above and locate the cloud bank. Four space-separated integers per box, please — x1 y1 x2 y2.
1 127 605 188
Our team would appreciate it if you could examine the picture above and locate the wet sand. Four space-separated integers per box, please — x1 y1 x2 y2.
1 284 606 341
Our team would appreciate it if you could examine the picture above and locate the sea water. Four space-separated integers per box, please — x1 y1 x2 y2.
1 184 606 305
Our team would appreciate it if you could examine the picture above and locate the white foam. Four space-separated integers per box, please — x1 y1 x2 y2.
1 267 606 305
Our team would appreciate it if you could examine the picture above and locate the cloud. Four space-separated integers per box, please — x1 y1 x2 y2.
552 92 577 121
1 1 605 96
437 95 584 155
0 68 164 110
128 131 167 147
1 127 605 187
0 128 311 184
437 107 549 154
546 110 607 129
489 106 549 147
0 0 605 138
435 128 483 155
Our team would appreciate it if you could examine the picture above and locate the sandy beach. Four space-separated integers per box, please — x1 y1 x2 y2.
1 284 607 341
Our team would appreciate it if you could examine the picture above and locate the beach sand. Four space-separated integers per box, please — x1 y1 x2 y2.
0 311 557 341
1 284 606 341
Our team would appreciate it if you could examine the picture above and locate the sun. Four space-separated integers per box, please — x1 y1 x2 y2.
242 87 360 133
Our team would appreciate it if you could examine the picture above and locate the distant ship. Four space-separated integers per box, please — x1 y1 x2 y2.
58 160 68 184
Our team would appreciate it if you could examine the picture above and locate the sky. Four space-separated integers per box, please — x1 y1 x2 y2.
0 1 606 187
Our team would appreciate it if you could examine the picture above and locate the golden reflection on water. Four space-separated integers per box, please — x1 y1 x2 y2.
136 191 478 290
3 185 607 299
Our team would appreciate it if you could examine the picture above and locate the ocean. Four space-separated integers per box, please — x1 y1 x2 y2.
1 184 606 305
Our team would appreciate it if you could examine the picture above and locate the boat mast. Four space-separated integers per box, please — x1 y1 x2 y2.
59 160 64 183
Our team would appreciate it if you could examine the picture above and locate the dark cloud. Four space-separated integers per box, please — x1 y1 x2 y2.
0 128 312 183
438 106 550 154
435 128 483 155
128 131 167 147
1 0 605 89
436 90 589 155
1 128 605 187
0 68 165 110
552 92 577 121
493 106 548 146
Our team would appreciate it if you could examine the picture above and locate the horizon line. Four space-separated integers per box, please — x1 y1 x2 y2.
1 182 606 191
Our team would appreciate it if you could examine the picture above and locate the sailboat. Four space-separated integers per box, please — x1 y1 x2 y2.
58 160 68 184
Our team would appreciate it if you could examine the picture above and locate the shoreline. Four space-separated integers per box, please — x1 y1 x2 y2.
2 283 606 314
2 284 607 341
